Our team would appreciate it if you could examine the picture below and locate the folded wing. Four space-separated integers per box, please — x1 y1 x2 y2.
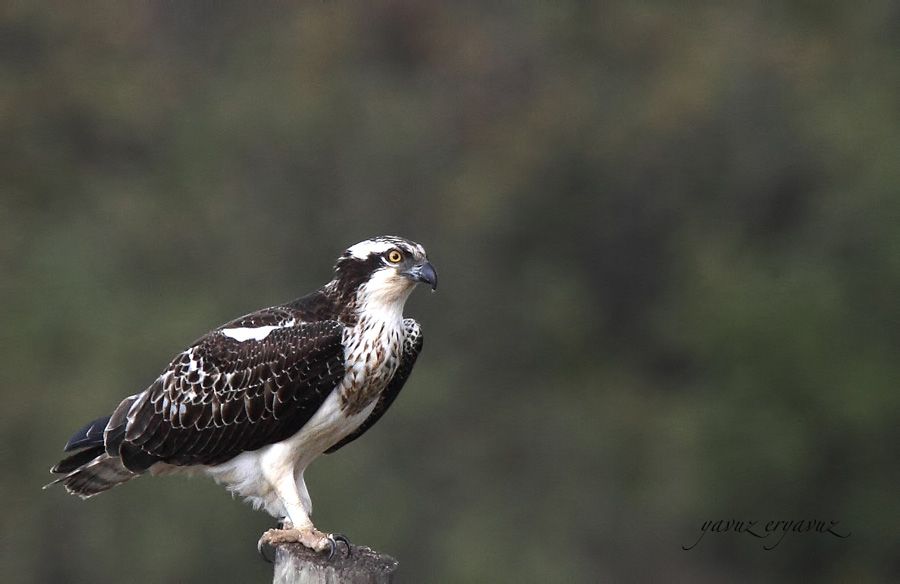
107 319 345 471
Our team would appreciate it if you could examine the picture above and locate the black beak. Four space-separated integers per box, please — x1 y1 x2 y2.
406 261 438 291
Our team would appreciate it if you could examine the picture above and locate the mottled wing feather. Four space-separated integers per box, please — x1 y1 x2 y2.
218 306 300 330
325 319 422 454
114 319 345 470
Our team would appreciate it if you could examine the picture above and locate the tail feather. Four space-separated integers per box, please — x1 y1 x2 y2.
48 408 145 498
45 452 137 498
64 415 111 452
50 445 105 474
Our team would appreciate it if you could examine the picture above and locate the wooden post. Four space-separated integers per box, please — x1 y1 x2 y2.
272 542 399 584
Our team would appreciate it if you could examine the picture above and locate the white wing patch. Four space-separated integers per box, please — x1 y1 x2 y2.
221 320 295 342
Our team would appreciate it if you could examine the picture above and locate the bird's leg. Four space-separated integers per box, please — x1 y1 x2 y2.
257 470 350 561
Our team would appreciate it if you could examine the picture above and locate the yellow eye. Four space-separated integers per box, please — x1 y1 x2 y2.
387 249 403 263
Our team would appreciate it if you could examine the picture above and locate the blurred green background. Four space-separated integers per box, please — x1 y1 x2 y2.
2 1 899 582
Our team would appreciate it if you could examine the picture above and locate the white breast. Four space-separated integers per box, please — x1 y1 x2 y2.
338 316 403 412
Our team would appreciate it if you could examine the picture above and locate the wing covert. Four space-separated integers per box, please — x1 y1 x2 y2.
111 320 345 470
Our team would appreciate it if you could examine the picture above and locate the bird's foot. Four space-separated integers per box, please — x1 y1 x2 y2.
257 527 351 563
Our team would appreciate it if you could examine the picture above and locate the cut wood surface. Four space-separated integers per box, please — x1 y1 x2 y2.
272 542 399 584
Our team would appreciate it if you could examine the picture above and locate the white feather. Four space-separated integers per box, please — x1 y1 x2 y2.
221 320 295 342
345 239 397 259
200 390 376 520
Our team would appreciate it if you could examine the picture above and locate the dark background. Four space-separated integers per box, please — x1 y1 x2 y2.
2 2 898 582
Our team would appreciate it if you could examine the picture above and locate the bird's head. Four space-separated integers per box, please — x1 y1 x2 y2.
331 236 437 317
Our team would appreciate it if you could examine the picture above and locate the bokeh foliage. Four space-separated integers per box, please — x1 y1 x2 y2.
2 1 898 582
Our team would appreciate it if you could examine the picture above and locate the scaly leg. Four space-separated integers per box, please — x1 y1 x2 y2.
257 469 350 561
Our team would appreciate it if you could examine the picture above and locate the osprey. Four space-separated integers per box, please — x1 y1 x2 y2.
47 236 437 558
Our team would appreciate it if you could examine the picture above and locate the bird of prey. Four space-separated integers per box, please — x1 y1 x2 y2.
47 236 437 558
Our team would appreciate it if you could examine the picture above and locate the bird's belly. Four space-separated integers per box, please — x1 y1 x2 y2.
272 389 377 467
201 389 376 513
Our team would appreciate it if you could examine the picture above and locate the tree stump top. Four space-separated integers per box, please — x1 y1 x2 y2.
273 542 399 584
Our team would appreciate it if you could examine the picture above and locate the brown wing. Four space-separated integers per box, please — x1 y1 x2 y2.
325 318 422 453
106 319 345 471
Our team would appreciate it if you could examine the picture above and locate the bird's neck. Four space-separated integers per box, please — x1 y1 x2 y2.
323 279 411 327
351 281 411 329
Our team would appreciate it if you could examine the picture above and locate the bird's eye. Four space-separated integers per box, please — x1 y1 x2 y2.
386 249 403 263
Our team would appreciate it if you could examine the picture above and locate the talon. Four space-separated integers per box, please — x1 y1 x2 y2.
332 533 352 557
325 535 337 560
257 534 276 564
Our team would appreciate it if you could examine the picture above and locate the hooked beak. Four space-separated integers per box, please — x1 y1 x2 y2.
404 261 438 291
